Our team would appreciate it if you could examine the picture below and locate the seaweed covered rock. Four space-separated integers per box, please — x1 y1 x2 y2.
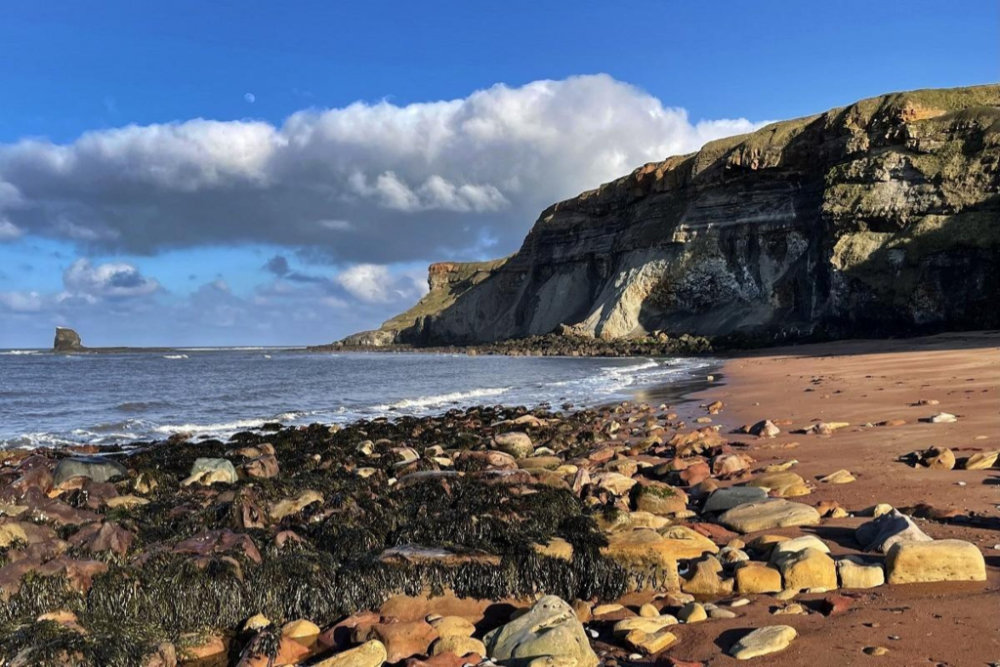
52 457 127 487
483 595 598 666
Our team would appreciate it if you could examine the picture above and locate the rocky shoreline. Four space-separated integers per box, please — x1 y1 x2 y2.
1 333 997 666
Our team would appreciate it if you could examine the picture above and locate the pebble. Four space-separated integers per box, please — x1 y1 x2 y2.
730 598 750 607
864 646 890 656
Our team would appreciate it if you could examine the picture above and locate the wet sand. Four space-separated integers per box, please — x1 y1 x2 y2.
666 331 1000 665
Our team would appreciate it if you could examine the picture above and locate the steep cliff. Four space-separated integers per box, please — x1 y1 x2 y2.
370 85 1000 345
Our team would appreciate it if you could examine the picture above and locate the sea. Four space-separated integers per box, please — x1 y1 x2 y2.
0 348 715 449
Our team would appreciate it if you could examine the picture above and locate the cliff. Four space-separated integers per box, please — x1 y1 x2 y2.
363 84 1000 346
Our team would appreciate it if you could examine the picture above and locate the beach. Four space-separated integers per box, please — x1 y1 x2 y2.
0 332 997 665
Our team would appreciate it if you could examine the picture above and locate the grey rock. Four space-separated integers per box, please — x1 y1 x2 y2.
703 486 768 513
483 595 597 666
856 509 932 553
53 456 127 486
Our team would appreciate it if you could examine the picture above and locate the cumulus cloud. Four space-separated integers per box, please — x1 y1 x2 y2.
62 259 160 299
0 75 765 264
334 263 427 304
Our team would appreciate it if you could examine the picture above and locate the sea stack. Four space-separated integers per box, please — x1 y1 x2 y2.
53 326 84 352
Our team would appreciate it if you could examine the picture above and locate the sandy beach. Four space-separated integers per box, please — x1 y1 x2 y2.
661 331 1000 665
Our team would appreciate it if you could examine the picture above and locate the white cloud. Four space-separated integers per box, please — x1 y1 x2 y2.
62 258 161 298
0 291 43 312
0 75 765 263
0 218 22 241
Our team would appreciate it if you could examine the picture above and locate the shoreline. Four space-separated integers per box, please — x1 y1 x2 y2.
0 332 997 665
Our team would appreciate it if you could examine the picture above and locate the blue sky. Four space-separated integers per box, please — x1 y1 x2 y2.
0 1 996 346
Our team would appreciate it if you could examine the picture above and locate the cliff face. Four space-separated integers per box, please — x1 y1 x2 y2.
376 85 1000 345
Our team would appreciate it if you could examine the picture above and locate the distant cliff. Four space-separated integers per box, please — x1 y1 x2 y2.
351 84 1000 346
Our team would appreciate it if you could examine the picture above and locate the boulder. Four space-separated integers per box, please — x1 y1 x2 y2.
747 471 809 497
885 540 986 584
677 602 707 623
493 432 534 459
777 548 837 592
734 563 783 594
681 555 733 597
728 625 797 660
181 458 238 486
963 451 999 470
430 635 486 658
632 481 688 515
855 509 932 553
769 535 829 560
836 556 885 589
748 420 780 438
702 486 768 513
717 499 821 533
483 595 598 667
52 457 127 487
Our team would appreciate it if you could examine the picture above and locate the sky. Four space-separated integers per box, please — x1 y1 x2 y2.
0 1 996 347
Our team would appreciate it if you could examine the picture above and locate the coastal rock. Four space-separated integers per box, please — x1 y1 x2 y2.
735 563 783 594
747 471 810 497
855 509 932 553
312 640 387 667
837 556 885 589
677 602 707 623
749 420 781 438
366 620 439 663
632 480 688 515
819 469 856 484
493 432 534 459
52 457 128 487
702 486 768 513
717 499 821 533
776 548 837 592
483 595 598 667
681 555 734 596
769 535 830 560
728 625 797 660
963 450 999 469
269 490 323 521
430 635 486 658
182 458 238 486
53 327 83 352
885 539 987 584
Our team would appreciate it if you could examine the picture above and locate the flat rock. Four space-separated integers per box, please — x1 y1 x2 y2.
963 450 999 470
702 486 768 513
886 539 986 584
836 556 885 589
312 640 387 667
729 625 797 660
777 548 837 592
717 499 821 533
747 471 809 497
483 595 598 667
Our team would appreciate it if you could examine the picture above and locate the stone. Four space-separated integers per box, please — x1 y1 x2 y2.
885 539 986 583
242 454 280 479
429 616 476 639
803 421 850 435
820 593 853 616
711 453 754 477
483 595 598 667
601 527 718 590
533 537 574 562
749 420 781 438
777 548 837 592
769 535 829 560
728 625 797 660
105 494 149 509
282 618 321 639
623 629 678 655
368 619 439 663
612 616 678 638
312 640 387 667
677 602 707 623
836 556 885 589
819 469 856 484
244 614 271 632
430 635 487 658
747 471 809 497
270 490 323 521
963 451 999 469
52 457 127 487
681 555 734 597
921 447 955 470
735 563 783 594
181 458 238 486
591 472 637 496
864 646 890 656
702 486 768 513
493 432 534 459
772 603 805 615
855 509 932 553
926 412 957 423
638 603 659 618
717 499 821 533
632 481 688 515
